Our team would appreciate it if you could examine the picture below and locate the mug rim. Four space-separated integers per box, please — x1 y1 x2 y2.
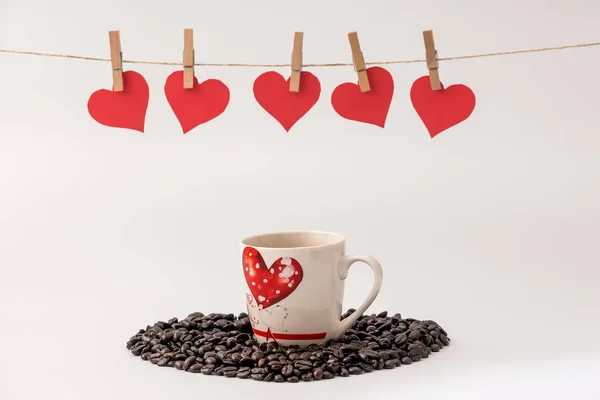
240 230 345 251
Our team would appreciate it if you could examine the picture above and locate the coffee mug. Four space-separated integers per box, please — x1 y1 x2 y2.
240 231 383 347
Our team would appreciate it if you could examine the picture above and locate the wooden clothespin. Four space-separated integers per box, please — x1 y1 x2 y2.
108 30 123 92
183 28 195 89
289 32 304 92
423 30 442 90
347 31 370 92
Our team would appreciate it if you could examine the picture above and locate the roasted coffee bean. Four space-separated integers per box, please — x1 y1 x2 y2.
240 356 254 367
408 330 421 341
431 344 440 352
251 367 266 375
294 360 312 368
268 361 283 371
323 371 334 379
326 362 340 374
342 354 358 364
401 357 413 365
161 332 174 342
377 322 392 332
394 333 407 346
157 358 169 367
281 364 293 377
183 356 196 371
409 348 424 357
360 362 374 372
274 374 285 382
237 368 251 379
349 366 363 375
440 335 450 346
360 349 379 359
300 372 313 382
188 364 202 373
313 368 324 380
287 376 300 383
201 365 215 375
358 352 369 362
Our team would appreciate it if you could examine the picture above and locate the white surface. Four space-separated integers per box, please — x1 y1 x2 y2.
1 0 600 399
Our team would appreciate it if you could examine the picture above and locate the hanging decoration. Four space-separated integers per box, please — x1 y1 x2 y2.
2 30 598 138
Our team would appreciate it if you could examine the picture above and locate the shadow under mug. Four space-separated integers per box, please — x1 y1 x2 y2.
240 230 383 347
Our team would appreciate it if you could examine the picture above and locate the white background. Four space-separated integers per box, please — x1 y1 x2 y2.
1 0 600 399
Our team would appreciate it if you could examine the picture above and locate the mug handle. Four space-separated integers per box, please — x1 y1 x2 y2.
331 255 383 339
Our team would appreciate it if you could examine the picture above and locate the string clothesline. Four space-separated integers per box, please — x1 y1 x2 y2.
0 41 599 68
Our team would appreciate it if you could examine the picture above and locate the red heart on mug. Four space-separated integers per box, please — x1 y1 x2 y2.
242 246 304 309
87 71 149 133
331 66 394 128
164 70 230 134
253 71 321 132
410 75 476 138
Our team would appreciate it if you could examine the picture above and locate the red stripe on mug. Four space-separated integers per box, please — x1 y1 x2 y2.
253 328 327 341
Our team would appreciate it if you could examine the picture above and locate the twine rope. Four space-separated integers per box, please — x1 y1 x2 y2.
0 41 599 67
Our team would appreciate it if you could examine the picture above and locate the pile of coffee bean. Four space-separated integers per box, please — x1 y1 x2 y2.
126 310 450 382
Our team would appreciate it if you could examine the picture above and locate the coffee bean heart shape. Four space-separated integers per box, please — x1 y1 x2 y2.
331 66 394 128
253 71 321 132
242 246 303 309
410 75 476 138
164 70 230 134
87 71 149 132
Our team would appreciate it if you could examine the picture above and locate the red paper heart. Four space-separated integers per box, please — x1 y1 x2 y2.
242 246 304 309
253 71 321 132
410 75 476 138
164 71 230 134
87 71 149 133
331 66 394 128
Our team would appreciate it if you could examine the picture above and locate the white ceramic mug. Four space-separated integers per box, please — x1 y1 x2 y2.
240 231 383 347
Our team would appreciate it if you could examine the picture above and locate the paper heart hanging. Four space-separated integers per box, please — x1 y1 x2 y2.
410 75 476 138
87 71 149 133
330 66 394 128
164 71 230 134
253 71 321 132
242 246 304 309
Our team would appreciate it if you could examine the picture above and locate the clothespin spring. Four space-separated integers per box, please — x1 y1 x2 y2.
183 50 195 69
291 52 302 73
